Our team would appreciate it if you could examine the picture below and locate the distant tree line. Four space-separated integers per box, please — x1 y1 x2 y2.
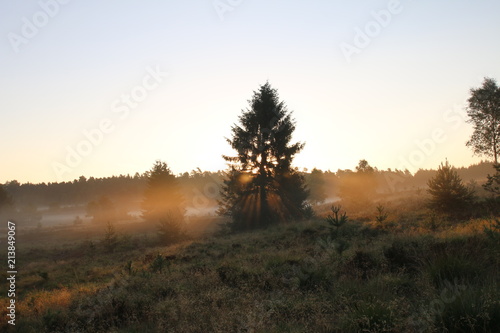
1 170 224 209
303 161 492 201
2 78 499 232
1 159 493 209
0 160 493 221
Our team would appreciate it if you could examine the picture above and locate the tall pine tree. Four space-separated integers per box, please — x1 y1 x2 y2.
218 82 309 231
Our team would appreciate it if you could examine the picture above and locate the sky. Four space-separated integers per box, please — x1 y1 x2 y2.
1 0 499 184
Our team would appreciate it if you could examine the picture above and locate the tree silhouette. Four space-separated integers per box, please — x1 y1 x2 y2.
466 77 500 164
218 82 309 230
0 184 14 221
102 220 118 253
142 160 184 224
427 161 474 215
0 184 13 210
356 159 375 173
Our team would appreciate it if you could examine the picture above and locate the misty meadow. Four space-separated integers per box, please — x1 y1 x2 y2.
2 1 500 332
1 79 500 332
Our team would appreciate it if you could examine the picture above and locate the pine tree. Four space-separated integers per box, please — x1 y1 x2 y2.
427 161 474 214
218 82 309 231
142 160 184 223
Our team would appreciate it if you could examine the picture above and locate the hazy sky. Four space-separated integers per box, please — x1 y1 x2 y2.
1 0 499 183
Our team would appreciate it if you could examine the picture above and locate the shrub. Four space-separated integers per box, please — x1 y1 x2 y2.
421 212 444 231
150 254 167 273
124 260 134 275
323 205 351 256
375 204 389 224
102 221 118 253
427 254 481 288
484 218 500 244
157 213 184 245
383 239 422 274
325 205 348 236
342 250 379 280
217 265 252 288
427 161 474 216
38 271 49 281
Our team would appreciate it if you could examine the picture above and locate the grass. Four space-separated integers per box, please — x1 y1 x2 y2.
0 201 499 332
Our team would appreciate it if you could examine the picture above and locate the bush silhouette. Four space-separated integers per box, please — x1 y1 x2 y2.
427 161 474 215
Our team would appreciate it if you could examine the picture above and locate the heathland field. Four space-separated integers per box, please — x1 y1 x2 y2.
3 1 500 331
1 193 499 332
